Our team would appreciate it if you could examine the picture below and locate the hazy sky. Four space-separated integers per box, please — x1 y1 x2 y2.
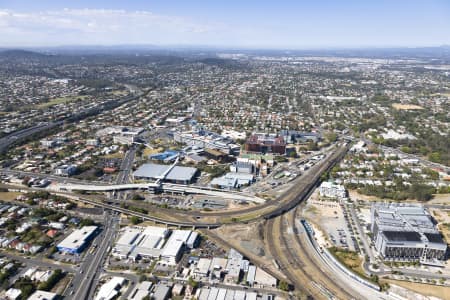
1 0 449 48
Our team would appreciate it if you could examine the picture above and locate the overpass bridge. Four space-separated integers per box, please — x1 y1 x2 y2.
53 181 265 203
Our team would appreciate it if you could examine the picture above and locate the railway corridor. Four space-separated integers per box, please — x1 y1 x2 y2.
265 210 361 300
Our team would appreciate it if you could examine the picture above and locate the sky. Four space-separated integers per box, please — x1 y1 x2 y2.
0 0 449 49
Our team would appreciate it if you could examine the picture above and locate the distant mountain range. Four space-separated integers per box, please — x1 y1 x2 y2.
1 45 449 60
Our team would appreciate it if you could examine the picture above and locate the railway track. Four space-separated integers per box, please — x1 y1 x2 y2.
262 144 362 299
265 209 357 299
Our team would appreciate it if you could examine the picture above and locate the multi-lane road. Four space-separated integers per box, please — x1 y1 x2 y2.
66 147 136 299
0 91 147 155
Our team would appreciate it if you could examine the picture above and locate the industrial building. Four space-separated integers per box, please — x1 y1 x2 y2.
133 163 198 184
112 226 198 264
57 226 97 254
94 276 126 300
161 230 198 265
244 133 286 155
112 226 169 261
371 203 447 263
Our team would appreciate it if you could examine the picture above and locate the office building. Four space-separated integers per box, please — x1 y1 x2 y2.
371 203 447 263
244 133 286 155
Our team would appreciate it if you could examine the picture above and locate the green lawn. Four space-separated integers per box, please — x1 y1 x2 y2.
36 95 88 109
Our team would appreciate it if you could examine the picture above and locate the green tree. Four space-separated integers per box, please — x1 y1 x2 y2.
130 216 141 225
278 280 290 291
187 276 199 289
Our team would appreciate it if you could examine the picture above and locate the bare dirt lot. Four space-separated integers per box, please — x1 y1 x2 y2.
304 191 355 251
213 221 266 257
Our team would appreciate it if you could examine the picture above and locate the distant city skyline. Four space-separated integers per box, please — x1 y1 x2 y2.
0 0 449 48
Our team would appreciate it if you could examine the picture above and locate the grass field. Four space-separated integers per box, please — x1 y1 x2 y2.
36 95 88 109
392 103 424 110
101 152 124 159
0 191 22 201
143 147 163 157
328 247 366 278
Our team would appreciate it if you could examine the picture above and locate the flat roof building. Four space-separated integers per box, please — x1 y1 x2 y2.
112 226 169 261
133 163 198 184
244 133 286 155
371 203 447 263
94 277 126 300
57 226 97 254
160 230 196 265
152 283 172 300
27 290 57 300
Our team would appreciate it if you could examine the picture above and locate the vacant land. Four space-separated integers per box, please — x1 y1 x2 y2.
143 147 163 157
37 95 88 109
392 103 424 110
382 279 450 300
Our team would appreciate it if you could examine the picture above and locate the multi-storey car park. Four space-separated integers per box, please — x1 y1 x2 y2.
370 203 447 264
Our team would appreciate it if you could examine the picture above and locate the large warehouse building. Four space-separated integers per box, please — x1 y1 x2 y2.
371 203 447 263
112 226 198 264
133 163 198 184
57 226 98 254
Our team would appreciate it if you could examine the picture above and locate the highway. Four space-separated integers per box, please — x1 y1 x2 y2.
53 181 266 203
0 122 63 154
0 90 148 155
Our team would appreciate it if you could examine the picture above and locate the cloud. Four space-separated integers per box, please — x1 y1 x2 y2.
0 8 219 46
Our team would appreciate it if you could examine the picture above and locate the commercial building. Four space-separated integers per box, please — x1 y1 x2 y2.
27 290 57 300
197 288 274 300
57 226 97 254
210 173 255 190
318 181 347 200
112 226 197 264
161 230 197 265
54 164 77 176
244 133 286 155
149 150 179 163
129 281 152 300
96 126 144 145
152 283 172 300
224 248 246 283
112 226 169 261
173 129 240 154
94 277 126 300
193 258 212 278
5 288 21 300
371 203 447 263
230 161 253 174
279 130 321 143
133 163 198 184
